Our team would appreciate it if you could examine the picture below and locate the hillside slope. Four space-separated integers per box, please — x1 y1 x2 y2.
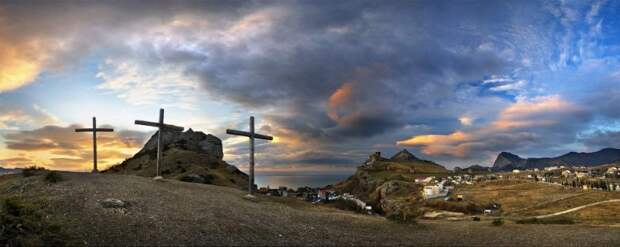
334 150 449 218
492 148 620 171
2 172 620 246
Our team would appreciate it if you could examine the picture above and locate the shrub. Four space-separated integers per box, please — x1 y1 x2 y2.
472 216 480 221
386 211 417 224
22 166 46 177
425 200 484 214
44 171 63 183
492 218 504 226
516 216 575 225
0 197 70 246
332 198 364 213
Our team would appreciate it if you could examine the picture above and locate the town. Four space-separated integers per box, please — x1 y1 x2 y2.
255 162 620 215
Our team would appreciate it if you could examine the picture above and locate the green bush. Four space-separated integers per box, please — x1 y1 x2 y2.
44 171 63 183
516 216 575 225
386 211 417 224
492 218 504 226
0 197 70 246
332 198 364 213
22 166 46 177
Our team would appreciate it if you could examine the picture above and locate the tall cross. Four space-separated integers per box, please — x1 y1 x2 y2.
226 116 273 194
75 117 114 173
134 108 184 178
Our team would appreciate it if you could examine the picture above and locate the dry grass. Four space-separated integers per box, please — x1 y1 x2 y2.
564 203 620 225
456 180 582 214
456 180 620 224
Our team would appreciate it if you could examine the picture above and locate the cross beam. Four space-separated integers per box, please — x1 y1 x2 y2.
75 117 114 173
134 108 184 177
226 116 273 194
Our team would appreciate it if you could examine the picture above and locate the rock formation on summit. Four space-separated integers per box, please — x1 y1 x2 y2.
106 129 249 190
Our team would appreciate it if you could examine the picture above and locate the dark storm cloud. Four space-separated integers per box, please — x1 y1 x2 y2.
3 0 517 144
579 130 620 150
165 1 522 142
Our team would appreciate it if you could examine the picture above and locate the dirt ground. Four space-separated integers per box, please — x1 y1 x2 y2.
2 172 620 246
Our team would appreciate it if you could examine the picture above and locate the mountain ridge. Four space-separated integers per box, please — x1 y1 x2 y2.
492 148 620 171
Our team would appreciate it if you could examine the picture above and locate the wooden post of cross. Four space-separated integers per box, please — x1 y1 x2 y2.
226 116 273 194
75 117 114 173
134 108 184 178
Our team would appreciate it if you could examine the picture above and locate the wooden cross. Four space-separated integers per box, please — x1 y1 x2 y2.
226 116 273 194
134 108 184 178
75 117 114 173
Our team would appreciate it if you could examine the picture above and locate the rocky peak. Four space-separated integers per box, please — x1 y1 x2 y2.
389 149 419 162
138 129 224 160
492 152 523 170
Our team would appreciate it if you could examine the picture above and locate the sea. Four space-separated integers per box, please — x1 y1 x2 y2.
254 174 352 189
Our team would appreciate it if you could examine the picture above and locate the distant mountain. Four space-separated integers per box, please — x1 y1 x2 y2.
105 129 249 190
454 164 492 173
0 167 21 175
492 148 620 171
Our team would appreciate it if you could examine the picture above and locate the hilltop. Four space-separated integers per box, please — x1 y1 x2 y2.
2 171 620 246
105 129 248 190
334 150 449 218
492 148 620 171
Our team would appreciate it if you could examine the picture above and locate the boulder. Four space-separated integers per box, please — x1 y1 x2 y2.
180 174 206 184
100 198 127 208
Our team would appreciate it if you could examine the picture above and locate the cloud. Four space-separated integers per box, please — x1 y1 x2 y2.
1 1 619 171
0 104 59 130
397 95 589 158
2 124 149 170
0 41 47 93
0 157 34 168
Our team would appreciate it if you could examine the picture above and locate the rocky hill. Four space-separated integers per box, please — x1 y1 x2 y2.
492 148 620 171
105 129 248 190
334 149 449 219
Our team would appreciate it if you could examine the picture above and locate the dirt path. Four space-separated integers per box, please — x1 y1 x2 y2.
535 199 620 219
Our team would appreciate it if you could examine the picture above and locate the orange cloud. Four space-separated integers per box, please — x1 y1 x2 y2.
327 82 355 122
490 95 579 131
2 125 149 171
397 95 584 158
0 41 48 93
396 131 473 146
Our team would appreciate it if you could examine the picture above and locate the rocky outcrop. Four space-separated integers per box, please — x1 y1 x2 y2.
137 128 223 160
100 198 127 208
106 129 248 190
492 148 620 171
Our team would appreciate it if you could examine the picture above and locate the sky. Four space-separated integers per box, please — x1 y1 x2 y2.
1 0 620 174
